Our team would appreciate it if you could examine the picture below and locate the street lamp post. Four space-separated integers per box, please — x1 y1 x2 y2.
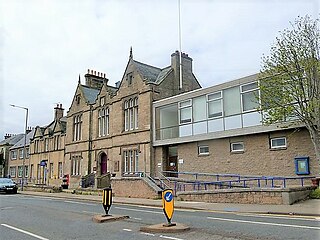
10 104 28 191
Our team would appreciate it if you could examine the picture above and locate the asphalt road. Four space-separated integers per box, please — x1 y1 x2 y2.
0 193 319 240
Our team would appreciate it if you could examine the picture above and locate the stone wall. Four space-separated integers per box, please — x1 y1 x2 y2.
177 186 315 205
111 177 161 199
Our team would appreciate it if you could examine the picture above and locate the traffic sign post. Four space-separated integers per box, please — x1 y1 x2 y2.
102 188 112 216
162 189 176 226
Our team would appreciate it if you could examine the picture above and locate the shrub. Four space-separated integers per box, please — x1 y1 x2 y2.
310 188 320 199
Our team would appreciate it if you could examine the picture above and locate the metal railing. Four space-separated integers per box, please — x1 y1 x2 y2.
160 171 317 193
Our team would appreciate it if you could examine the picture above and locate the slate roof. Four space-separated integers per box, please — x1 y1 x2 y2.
133 60 172 84
10 128 36 150
81 85 100 104
0 134 24 146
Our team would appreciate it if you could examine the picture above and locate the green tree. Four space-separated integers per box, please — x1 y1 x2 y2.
259 15 320 169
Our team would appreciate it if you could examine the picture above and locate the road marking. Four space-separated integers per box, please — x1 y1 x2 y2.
115 206 162 214
141 232 155 236
1 223 49 240
236 213 320 221
133 217 142 220
207 217 320 230
0 207 14 210
123 228 132 232
64 200 96 206
160 235 184 240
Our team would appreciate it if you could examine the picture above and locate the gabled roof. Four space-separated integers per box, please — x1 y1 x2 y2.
133 60 162 83
81 85 100 104
10 128 36 150
0 134 24 146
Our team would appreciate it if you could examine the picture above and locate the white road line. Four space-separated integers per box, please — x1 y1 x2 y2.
133 217 142 220
236 213 320 221
160 235 184 240
0 207 14 210
207 217 320 230
123 228 132 232
1 223 49 240
141 232 155 236
64 200 96 206
115 206 162 214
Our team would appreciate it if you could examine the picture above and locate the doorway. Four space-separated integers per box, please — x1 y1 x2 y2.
100 152 108 175
165 146 178 177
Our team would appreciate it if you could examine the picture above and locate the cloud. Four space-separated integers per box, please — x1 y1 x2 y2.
1 0 318 139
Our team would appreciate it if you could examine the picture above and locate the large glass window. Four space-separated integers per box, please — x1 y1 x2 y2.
241 82 259 112
123 149 139 173
73 115 82 141
179 100 192 124
98 107 109 137
193 96 206 122
124 97 138 131
224 86 241 116
71 157 81 176
207 92 223 118
9 167 16 177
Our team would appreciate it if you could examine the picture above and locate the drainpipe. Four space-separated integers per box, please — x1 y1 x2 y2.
88 105 93 175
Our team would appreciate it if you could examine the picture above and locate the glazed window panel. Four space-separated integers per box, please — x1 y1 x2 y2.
11 150 17 160
19 149 24 159
9 167 16 177
198 145 209 155
270 137 287 149
18 166 23 177
193 96 206 122
58 162 63 178
223 86 241 116
241 82 259 112
124 97 138 131
231 142 244 152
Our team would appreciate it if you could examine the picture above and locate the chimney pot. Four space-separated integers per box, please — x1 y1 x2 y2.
88 69 90 73
91 70 93 74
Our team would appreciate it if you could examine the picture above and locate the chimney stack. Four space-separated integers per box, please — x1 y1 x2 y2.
54 104 64 120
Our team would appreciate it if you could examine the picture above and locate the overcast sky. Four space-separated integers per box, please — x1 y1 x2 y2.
0 0 319 140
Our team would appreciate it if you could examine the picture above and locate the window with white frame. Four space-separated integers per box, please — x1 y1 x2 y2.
241 82 259 112
11 150 17 160
19 149 24 159
124 97 138 131
73 115 82 141
231 142 244 152
123 149 139 173
18 166 23 177
179 100 192 124
207 92 223 118
10 167 16 177
58 162 63 178
198 145 209 155
71 157 81 176
98 107 109 137
100 97 105 106
270 137 287 149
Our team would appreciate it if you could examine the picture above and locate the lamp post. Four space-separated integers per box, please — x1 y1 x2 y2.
10 104 28 191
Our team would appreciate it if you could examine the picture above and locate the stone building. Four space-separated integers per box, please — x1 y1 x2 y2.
153 74 319 179
0 134 24 177
7 129 34 184
65 50 201 188
28 104 66 186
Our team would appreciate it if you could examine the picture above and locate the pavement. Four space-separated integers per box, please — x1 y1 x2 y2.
18 190 320 218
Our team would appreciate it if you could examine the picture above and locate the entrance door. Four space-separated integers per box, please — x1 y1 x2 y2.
166 146 178 177
100 153 107 175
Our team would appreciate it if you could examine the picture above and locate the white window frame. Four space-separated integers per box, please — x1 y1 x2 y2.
231 142 244 152
10 167 16 177
270 137 287 149
124 97 138 131
207 91 223 119
240 81 259 113
18 166 23 177
19 149 24 159
11 150 17 160
179 99 192 124
198 145 209 155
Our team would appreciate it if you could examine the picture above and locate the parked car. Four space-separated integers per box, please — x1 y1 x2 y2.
0 178 18 194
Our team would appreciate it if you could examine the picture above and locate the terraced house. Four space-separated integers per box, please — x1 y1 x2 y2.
65 50 201 188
